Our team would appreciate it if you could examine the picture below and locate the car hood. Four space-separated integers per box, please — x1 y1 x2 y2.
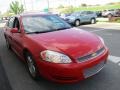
27 28 103 58
65 15 75 19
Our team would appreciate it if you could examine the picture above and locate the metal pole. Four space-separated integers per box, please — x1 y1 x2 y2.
31 0 34 10
47 0 49 11
23 0 26 10
69 0 70 6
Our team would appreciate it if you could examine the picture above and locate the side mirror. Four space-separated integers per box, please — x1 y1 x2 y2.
11 28 18 33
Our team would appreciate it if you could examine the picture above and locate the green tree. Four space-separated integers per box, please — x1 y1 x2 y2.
81 3 87 7
9 1 24 14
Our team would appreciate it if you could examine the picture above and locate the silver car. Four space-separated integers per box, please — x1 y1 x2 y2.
63 11 97 26
102 9 120 17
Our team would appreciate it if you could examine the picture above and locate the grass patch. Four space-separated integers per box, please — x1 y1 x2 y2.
60 4 120 14
73 4 120 11
116 19 120 23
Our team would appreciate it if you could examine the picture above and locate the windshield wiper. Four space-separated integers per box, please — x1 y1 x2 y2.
56 27 71 30
26 30 53 34
26 27 71 34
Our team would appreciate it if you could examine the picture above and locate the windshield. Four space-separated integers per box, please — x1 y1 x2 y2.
71 12 80 16
22 15 72 33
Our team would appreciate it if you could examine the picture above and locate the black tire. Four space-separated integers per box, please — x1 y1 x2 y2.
90 18 96 24
74 19 80 26
25 52 38 80
107 14 113 18
5 38 11 50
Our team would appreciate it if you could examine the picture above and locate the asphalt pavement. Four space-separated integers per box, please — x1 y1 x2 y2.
0 23 120 90
0 57 12 90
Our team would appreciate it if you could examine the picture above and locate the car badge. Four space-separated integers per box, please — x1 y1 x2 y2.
91 53 97 57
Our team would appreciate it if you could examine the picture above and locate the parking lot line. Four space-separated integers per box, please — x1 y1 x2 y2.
108 55 120 64
90 28 120 32
90 29 106 32
118 63 120 66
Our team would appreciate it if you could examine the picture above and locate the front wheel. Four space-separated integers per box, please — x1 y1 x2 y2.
107 14 113 18
74 20 80 26
6 38 11 50
25 52 38 79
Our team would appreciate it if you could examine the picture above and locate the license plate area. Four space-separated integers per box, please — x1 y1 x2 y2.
83 61 105 78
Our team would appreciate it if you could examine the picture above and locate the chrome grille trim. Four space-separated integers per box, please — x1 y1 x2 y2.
83 60 105 78
78 47 105 62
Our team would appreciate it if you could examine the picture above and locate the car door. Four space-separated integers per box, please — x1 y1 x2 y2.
11 17 23 56
85 11 93 22
5 17 15 46
88 11 97 21
79 11 88 23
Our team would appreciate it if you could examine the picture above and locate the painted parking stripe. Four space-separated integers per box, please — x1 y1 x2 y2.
118 63 120 66
89 28 120 32
108 55 120 63
90 29 105 32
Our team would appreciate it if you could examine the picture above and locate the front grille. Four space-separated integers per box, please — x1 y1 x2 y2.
65 18 70 21
83 60 105 78
78 47 105 62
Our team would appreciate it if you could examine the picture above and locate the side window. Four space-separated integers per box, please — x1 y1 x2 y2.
81 11 87 15
13 17 20 32
87 11 93 14
8 17 15 28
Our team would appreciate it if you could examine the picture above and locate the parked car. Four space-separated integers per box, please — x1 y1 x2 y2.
95 11 102 17
60 13 71 19
4 12 109 83
116 9 120 16
0 17 10 23
102 9 120 17
63 11 97 26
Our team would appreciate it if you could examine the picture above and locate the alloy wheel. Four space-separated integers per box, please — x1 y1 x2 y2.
75 20 80 26
27 55 36 78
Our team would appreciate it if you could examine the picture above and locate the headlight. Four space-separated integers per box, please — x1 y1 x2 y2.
99 36 105 45
40 50 72 63
70 17 75 20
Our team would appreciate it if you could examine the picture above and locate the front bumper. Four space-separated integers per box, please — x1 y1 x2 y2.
64 19 75 25
36 48 109 83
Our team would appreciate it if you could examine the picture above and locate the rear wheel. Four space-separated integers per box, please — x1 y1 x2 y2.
5 38 11 50
91 18 96 24
108 14 113 18
74 19 80 26
25 52 38 79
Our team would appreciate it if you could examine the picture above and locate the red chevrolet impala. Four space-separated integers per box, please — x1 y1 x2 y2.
4 13 109 83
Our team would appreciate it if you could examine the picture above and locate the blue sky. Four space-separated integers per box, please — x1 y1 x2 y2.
0 0 120 14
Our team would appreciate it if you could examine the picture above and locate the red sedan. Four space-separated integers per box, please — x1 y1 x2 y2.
4 13 109 83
